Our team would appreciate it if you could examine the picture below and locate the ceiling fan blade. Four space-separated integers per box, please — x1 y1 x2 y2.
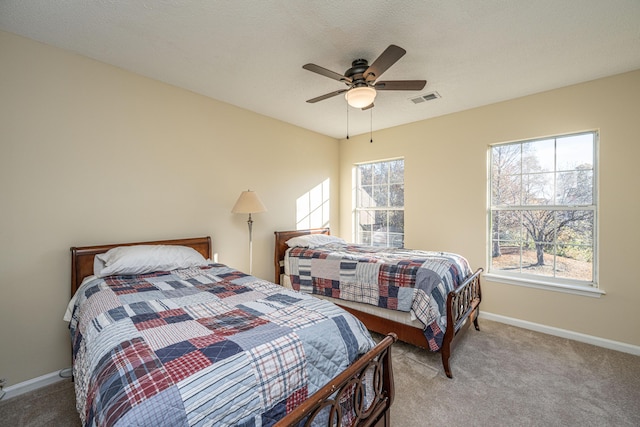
306 89 348 103
363 45 406 82
375 80 427 91
303 63 351 83
362 103 374 111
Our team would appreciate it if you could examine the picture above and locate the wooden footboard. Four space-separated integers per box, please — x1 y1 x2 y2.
275 333 397 427
441 268 483 378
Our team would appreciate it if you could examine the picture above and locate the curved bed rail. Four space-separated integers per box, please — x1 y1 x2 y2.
275 333 398 427
449 268 483 329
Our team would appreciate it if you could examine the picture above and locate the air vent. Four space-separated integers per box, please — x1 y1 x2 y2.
410 91 441 104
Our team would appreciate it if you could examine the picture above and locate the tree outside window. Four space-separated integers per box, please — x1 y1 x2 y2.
489 132 597 285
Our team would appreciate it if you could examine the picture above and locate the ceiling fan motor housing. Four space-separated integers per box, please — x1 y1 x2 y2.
346 59 372 86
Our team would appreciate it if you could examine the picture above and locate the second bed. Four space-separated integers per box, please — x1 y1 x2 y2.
274 228 482 378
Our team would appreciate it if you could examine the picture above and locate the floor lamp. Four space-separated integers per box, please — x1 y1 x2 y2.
232 190 267 275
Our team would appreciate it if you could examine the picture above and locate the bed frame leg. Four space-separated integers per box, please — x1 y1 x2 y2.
473 311 480 331
383 408 391 426
441 345 453 379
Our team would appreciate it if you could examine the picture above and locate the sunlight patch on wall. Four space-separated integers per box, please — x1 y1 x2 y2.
297 179 330 230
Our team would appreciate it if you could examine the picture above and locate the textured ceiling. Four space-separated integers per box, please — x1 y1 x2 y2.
1 0 639 139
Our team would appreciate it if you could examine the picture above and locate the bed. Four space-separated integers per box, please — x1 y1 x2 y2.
68 236 397 427
274 228 482 379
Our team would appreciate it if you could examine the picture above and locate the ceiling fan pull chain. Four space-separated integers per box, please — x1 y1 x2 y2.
370 108 373 143
346 102 350 139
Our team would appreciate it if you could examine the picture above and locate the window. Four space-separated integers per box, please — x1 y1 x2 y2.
489 131 597 288
355 158 404 248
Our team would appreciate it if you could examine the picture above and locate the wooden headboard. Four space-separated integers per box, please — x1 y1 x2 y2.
70 236 212 296
273 228 330 284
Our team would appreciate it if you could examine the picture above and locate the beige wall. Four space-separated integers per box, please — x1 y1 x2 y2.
0 31 340 386
339 70 640 348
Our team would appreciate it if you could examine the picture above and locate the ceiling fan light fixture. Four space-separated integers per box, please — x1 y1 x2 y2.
345 86 376 108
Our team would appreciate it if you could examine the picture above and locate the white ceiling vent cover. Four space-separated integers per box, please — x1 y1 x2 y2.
411 92 441 104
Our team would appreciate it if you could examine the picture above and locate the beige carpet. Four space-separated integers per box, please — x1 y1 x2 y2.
1 319 638 426
0 379 80 427
388 320 640 426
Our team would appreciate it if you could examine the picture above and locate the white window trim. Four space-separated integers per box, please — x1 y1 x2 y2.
483 273 605 298
487 131 600 293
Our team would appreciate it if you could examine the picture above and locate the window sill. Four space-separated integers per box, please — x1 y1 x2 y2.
483 273 605 298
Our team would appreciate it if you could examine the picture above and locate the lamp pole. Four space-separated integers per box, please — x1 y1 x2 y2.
247 212 254 274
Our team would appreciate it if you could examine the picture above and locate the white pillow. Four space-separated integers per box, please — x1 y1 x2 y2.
94 245 208 277
286 234 346 248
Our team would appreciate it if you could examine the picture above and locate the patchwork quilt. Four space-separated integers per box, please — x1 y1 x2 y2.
68 263 375 427
285 243 472 351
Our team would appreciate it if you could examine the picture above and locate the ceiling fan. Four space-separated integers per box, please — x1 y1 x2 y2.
303 44 426 110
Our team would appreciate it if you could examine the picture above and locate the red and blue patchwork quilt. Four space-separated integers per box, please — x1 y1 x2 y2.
285 243 473 351
69 263 375 426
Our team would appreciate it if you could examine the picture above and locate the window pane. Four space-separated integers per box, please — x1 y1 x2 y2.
492 173 521 206
373 162 389 185
492 210 523 244
360 230 372 245
522 210 556 244
523 138 554 173
358 186 374 208
491 247 522 273
373 184 389 207
359 164 372 185
389 184 404 207
387 232 404 248
492 144 521 176
555 245 593 281
557 170 593 205
373 210 388 230
389 210 404 232
556 134 593 171
358 209 376 227
371 211 403 247
557 210 593 245
522 243 555 278
522 173 554 205
389 159 404 183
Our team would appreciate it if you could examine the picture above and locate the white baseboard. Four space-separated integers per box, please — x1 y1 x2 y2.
480 311 640 356
2 370 68 401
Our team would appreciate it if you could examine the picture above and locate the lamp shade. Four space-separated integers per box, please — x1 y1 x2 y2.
232 190 267 214
345 86 377 108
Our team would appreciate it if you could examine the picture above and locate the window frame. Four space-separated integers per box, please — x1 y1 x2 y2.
354 158 405 248
486 131 603 297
